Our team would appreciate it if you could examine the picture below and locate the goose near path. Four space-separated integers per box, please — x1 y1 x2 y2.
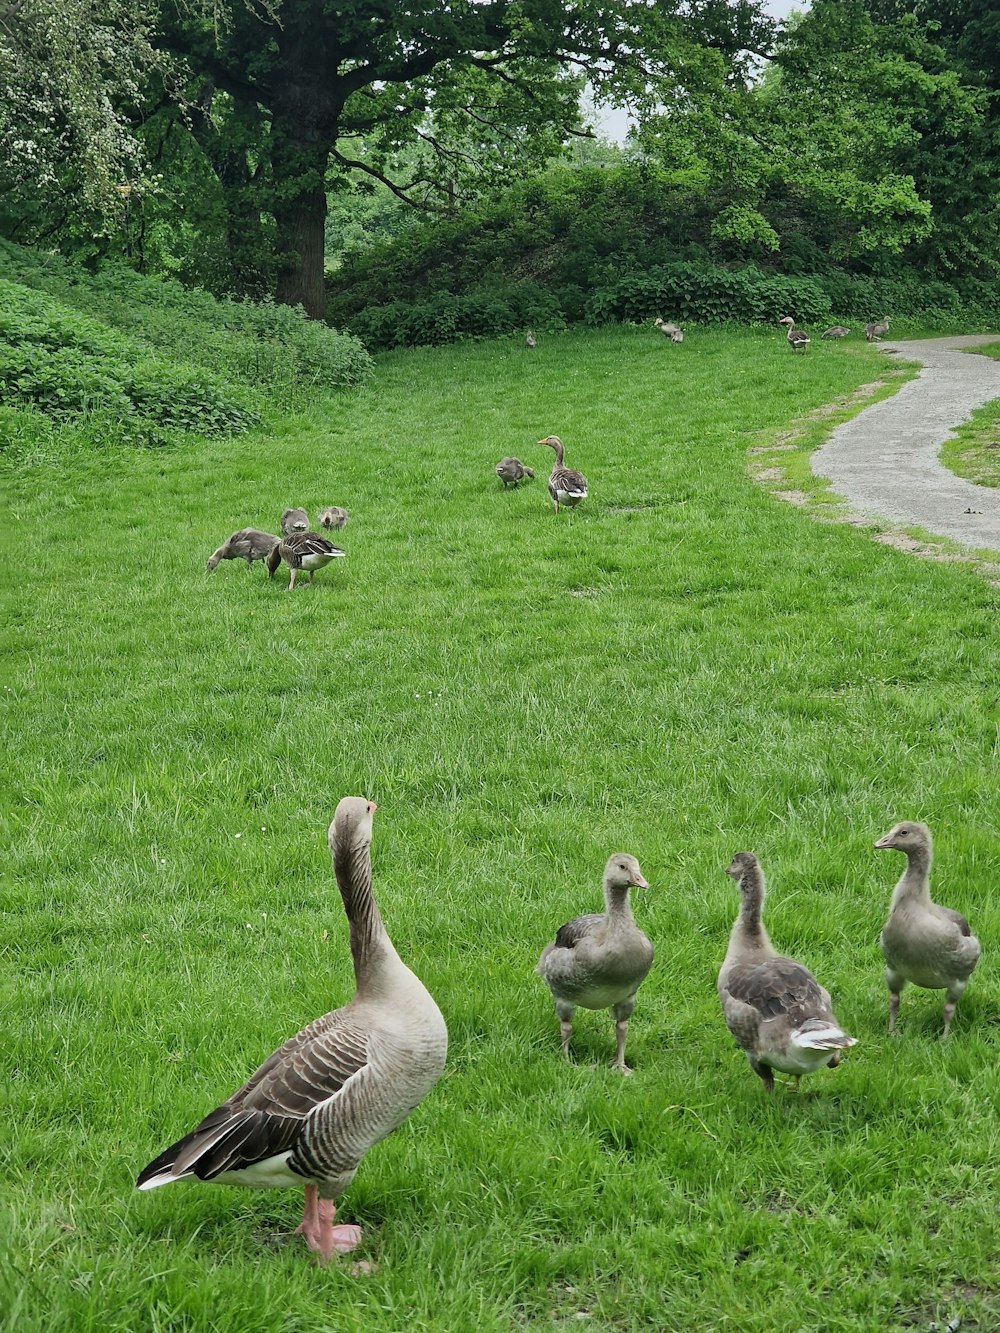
875 821 980 1037
281 508 310 535
538 435 588 513
822 326 851 339
267 531 345 590
537 854 653 1074
719 853 856 1092
495 457 535 488
778 317 810 352
317 506 349 531
865 317 890 342
136 798 448 1264
207 529 279 572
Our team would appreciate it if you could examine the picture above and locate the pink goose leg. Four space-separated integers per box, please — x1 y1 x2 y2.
295 1184 363 1263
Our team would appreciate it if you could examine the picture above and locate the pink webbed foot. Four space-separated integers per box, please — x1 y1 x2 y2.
295 1186 362 1263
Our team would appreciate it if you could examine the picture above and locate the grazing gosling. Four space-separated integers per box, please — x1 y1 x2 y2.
207 529 279 572
719 852 856 1092
537 854 652 1074
822 326 851 339
317 507 349 531
495 457 535 488
875 821 980 1038
281 508 310 535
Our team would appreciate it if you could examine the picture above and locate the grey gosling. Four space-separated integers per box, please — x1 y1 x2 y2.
822 326 851 339
317 506 349 530
281 507 310 535
865 317 890 342
719 853 856 1092
207 529 279 572
536 853 652 1074
875 820 980 1038
267 531 345 590
525 331 537 348
654 318 684 343
778 316 810 351
495 457 535 488
136 798 448 1264
538 435 588 513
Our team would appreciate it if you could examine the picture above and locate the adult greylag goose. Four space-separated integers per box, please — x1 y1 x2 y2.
654 318 684 342
207 529 279 572
525 332 537 348
822 326 851 339
865 317 890 342
778 317 810 352
281 507 310 535
538 435 588 513
136 797 448 1264
317 506 349 531
267 532 345 590
536 854 652 1074
719 853 856 1092
875 821 980 1037
495 457 535 488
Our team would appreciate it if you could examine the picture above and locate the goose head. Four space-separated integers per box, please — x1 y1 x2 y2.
329 796 378 856
538 435 565 463
778 316 794 328
724 851 760 883
604 853 649 890
874 820 931 854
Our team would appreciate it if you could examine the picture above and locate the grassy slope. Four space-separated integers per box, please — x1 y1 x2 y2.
4 326 1000 1332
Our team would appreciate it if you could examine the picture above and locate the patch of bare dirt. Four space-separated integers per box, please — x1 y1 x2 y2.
773 489 811 506
752 466 785 481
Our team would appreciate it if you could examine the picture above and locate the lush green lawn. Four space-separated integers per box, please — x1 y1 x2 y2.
940 345 1000 489
4 325 1000 1332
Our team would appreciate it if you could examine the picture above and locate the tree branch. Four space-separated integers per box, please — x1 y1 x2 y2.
330 149 441 211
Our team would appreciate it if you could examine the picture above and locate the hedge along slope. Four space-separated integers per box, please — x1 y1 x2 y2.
327 164 1000 350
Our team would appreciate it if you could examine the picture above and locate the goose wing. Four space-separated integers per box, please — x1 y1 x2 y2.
723 955 827 1025
552 912 604 950
136 1009 371 1187
554 466 588 496
938 906 973 937
281 532 343 567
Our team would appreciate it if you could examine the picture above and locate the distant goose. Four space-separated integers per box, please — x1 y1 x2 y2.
822 326 851 339
281 508 310 535
538 435 588 513
865 317 890 342
317 507 349 531
525 332 537 348
875 821 980 1037
653 318 684 342
718 852 856 1092
136 798 448 1264
267 532 345 590
495 457 535 488
537 854 653 1073
778 317 810 352
207 529 279 572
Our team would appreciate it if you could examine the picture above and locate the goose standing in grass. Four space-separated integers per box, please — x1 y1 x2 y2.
281 507 310 535
653 318 684 342
317 506 349 531
822 326 851 339
865 317 890 342
267 531 345 590
538 435 588 513
207 529 279 572
875 821 980 1037
495 457 535 488
525 332 537 348
136 798 448 1264
719 853 856 1092
537 854 652 1074
778 317 811 352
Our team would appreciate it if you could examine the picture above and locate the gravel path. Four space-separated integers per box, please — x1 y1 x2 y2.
812 334 1000 551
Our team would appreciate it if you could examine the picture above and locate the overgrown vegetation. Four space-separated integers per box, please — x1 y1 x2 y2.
6 324 1000 1331
0 239 371 451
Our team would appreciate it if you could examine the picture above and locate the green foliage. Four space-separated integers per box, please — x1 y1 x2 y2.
0 239 372 394
585 264 831 326
347 283 565 350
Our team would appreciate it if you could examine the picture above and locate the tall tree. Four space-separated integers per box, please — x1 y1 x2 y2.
155 0 774 316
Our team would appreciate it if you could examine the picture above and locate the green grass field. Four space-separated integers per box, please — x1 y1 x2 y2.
940 345 1000 489
5 325 1000 1332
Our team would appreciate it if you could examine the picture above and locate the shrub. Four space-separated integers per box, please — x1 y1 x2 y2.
347 283 565 350
584 264 832 326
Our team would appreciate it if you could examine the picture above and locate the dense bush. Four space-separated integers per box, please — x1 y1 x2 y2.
0 277 258 438
0 239 372 393
328 164 1000 349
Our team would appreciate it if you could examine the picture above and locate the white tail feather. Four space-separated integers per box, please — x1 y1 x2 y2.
136 1169 193 1191
791 1026 856 1050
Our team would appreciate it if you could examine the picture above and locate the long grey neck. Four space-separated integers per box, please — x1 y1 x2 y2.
891 846 933 910
603 881 634 925
333 837 400 994
550 442 565 466
725 867 773 964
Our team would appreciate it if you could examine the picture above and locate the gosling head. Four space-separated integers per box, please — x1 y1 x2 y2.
874 820 932 854
206 550 223 572
604 853 649 890
725 851 760 882
329 796 378 855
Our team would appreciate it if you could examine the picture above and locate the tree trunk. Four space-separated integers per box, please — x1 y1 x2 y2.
271 115 332 319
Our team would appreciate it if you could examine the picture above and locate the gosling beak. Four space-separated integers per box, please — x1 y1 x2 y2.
873 833 893 850
366 800 378 815
632 873 649 889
